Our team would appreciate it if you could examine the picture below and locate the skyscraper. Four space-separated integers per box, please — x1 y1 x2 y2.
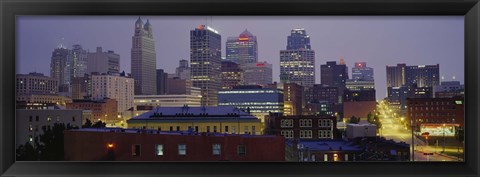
65 44 88 86
226 29 258 67
131 17 157 95
280 28 315 87
320 60 348 88
87 47 120 75
190 25 222 106
243 62 273 87
386 64 440 89
50 46 69 89
351 62 374 81
221 61 244 90
156 69 168 95
175 59 191 80
386 63 407 88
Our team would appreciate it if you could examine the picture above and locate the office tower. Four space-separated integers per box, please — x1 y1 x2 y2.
320 60 348 88
221 61 244 89
50 46 69 88
386 63 407 88
87 47 120 75
91 73 134 113
283 83 303 116
405 64 440 88
226 29 258 67
131 17 157 95
218 85 284 122
156 69 168 95
352 62 374 81
243 62 273 87
71 74 91 100
175 59 191 80
65 44 88 86
280 28 315 87
190 25 222 106
16 72 59 97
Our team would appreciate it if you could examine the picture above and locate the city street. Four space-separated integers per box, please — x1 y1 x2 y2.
377 101 462 161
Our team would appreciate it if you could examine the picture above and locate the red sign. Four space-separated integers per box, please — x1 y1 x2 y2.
256 63 265 67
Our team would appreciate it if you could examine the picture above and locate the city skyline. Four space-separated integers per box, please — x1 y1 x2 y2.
17 16 464 99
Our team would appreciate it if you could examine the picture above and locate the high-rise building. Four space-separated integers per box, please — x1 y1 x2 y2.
221 61 244 90
283 83 303 116
71 74 91 100
218 85 284 123
405 64 440 88
87 47 120 75
386 63 439 88
190 25 222 106
65 44 88 86
156 69 168 95
226 29 258 67
131 17 157 95
91 73 134 113
243 62 273 87
16 72 59 96
320 60 348 88
175 59 191 80
280 28 315 87
50 46 69 88
352 62 374 81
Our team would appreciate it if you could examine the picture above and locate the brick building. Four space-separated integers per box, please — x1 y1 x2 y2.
66 98 118 124
265 113 337 140
406 96 464 134
64 128 285 161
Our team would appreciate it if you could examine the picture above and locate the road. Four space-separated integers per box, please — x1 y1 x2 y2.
377 101 461 161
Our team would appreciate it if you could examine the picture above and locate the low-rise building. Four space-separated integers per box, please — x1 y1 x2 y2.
265 113 337 140
16 109 83 147
126 106 262 135
66 98 118 124
345 123 377 139
286 140 362 162
64 128 285 161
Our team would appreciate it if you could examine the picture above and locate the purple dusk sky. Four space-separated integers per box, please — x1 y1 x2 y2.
17 16 464 99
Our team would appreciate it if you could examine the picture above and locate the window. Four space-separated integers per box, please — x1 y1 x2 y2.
176 126 180 131
72 116 76 122
213 126 217 133
300 119 312 127
252 126 256 135
29 135 33 142
324 154 328 161
29 116 32 122
281 130 294 139
280 119 293 127
300 130 312 138
244 126 249 134
155 144 163 156
225 126 229 133
212 144 221 155
178 144 186 155
345 154 349 161
132 144 141 156
169 126 173 131
35 116 39 122
237 145 246 156
195 126 199 132
29 125 33 132
232 126 236 134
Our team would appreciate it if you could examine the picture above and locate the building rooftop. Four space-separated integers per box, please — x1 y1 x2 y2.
70 127 276 138
296 140 362 151
129 106 258 120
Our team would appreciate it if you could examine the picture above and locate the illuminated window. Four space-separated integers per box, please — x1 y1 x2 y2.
155 144 164 156
212 144 221 155
178 144 186 155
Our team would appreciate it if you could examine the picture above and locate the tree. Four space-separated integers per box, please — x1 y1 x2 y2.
82 119 106 128
367 112 374 123
349 116 360 124
16 123 78 161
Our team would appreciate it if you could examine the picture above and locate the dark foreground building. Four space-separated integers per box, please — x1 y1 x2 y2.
64 128 285 161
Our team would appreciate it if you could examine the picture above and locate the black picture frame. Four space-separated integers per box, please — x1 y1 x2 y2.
1 0 479 176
